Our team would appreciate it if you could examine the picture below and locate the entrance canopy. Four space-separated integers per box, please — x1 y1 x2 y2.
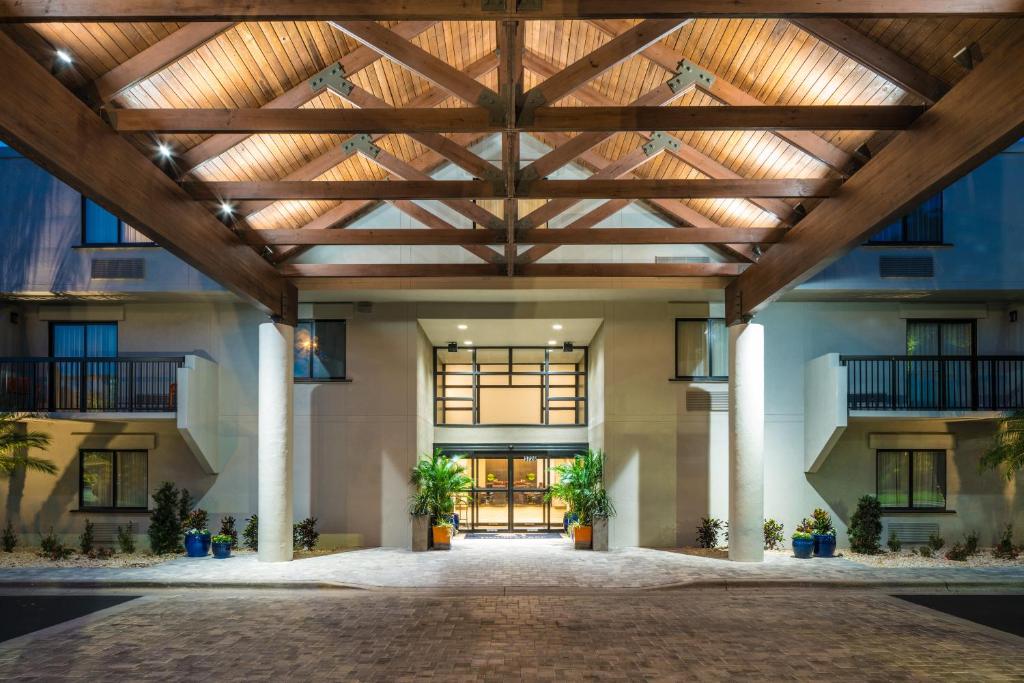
0 4 1021 323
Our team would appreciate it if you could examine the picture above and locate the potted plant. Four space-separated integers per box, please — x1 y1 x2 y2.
409 488 431 552
545 449 613 550
409 449 471 551
211 533 233 559
183 508 211 557
792 530 814 559
810 508 837 558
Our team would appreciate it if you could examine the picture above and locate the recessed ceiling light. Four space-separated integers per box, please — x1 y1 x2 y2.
463 340 473 346
219 201 234 216
548 340 558 346
457 324 468 330
157 142 173 159
55 49 73 64
552 323 563 330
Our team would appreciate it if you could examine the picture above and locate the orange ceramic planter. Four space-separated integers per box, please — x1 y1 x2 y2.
574 525 593 549
432 525 452 549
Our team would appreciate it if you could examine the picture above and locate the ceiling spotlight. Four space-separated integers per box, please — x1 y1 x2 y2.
457 324 468 330
463 340 473 346
548 340 558 346
157 142 173 159
55 49 73 65
219 201 234 216
552 323 563 331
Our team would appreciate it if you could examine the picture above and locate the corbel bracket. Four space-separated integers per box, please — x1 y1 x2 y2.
310 62 355 97
341 134 381 160
642 131 681 157
666 59 714 94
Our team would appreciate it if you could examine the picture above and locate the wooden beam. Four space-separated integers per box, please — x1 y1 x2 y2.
791 18 949 104
518 227 787 244
243 228 505 245
588 18 858 173
519 19 687 116
178 19 438 172
5 1 1020 21
517 263 747 277
725 26 1024 324
280 262 746 278
0 31 294 322
187 180 501 201
524 178 840 199
332 21 501 113
88 22 234 103
282 263 505 278
498 19 525 273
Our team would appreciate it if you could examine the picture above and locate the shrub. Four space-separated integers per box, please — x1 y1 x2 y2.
219 516 238 548
88 547 114 560
945 542 969 561
183 508 210 535
39 528 72 561
927 532 945 551
149 481 182 555
1 520 16 552
294 517 319 551
211 534 233 544
792 530 813 541
79 519 95 555
242 515 258 551
796 517 815 535
992 524 1019 560
117 521 136 554
887 530 902 553
964 530 980 555
917 545 933 558
811 508 836 536
763 518 784 550
696 517 724 549
178 488 193 527
848 495 883 554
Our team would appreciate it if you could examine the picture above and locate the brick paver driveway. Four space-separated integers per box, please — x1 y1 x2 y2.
0 587 1021 681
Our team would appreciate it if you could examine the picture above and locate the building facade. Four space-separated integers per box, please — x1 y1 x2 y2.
2 139 1023 553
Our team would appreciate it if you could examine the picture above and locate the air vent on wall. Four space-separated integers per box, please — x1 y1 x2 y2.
91 258 145 280
886 522 940 544
879 255 934 278
686 389 728 412
655 256 711 264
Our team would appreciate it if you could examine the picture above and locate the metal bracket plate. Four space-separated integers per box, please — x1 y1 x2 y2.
516 89 547 126
341 134 381 160
642 131 681 157
666 59 715 94
310 62 354 97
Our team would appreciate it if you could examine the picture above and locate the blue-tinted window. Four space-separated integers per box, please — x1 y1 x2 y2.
294 320 346 380
82 198 153 245
868 194 943 244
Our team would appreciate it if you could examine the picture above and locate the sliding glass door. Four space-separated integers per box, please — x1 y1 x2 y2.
50 322 117 411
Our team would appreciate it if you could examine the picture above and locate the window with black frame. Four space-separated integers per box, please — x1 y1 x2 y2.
79 450 148 510
81 198 153 246
674 318 728 381
876 450 946 510
868 194 943 245
293 319 347 381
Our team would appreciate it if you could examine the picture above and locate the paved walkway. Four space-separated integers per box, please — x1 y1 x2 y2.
2 537 1022 591
1 588 1022 681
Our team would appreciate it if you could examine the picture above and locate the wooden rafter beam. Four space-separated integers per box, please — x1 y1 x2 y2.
109 105 926 134
518 227 787 244
725 26 1024 324
280 262 747 278
179 19 438 173
498 19 525 273
791 18 949 104
5 1 1020 21
246 228 502 245
0 31 295 321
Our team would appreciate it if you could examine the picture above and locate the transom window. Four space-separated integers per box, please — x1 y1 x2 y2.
294 319 347 381
82 198 152 246
434 346 587 426
876 450 946 510
675 318 728 381
79 450 148 510
868 194 943 245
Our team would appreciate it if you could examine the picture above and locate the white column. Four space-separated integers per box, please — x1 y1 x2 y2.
728 321 764 563
258 320 294 562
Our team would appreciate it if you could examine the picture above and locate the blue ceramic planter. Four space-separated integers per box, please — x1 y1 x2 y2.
792 537 814 559
185 532 211 557
563 512 579 533
211 541 232 559
813 533 836 558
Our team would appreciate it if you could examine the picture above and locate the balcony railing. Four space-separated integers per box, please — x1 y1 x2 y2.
0 357 184 413
840 355 1024 411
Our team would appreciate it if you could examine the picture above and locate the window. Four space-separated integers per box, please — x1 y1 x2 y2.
294 319 347 381
79 450 148 510
675 318 728 380
434 346 587 426
906 319 975 357
50 322 118 358
82 198 152 246
868 194 943 245
876 450 946 510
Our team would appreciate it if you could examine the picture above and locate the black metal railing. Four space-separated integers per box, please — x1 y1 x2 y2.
841 355 1024 411
0 357 184 413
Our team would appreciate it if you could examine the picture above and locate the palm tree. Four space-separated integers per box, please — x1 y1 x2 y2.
545 449 614 525
409 449 471 523
981 410 1024 480
0 413 55 478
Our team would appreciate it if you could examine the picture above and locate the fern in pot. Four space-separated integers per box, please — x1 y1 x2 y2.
409 449 471 550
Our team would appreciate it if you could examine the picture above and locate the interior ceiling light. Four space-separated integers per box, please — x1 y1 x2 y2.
457 324 468 330
463 340 473 346
548 340 558 345
157 142 173 159
552 323 563 330
219 201 234 216
55 49 73 64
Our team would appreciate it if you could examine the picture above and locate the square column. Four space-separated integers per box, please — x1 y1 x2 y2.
728 321 764 562
258 320 294 562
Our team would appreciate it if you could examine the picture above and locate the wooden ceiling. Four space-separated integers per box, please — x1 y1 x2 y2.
0 4 1021 323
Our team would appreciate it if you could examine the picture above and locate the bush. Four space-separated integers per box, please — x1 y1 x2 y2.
763 518 784 550
811 508 836 536
39 528 72 561
848 495 883 554
696 517 724 549
242 515 258 551
182 508 210 535
117 521 136 554
1 520 16 553
887 530 902 553
87 547 114 560
294 517 319 551
79 519 95 555
178 489 193 527
219 515 238 549
917 545 933 558
927 532 945 552
945 542 969 561
211 534 233 544
992 524 1019 560
149 481 183 555
964 530 980 555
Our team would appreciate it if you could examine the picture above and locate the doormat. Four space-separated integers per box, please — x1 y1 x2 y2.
464 532 564 540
